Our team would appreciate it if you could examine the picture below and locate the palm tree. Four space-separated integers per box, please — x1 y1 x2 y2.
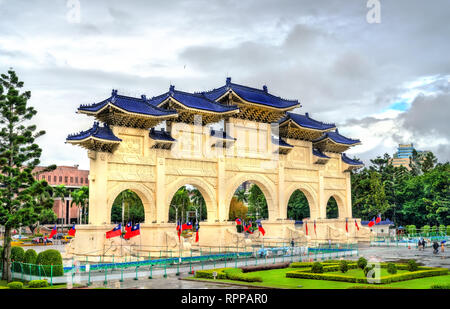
191 188 206 221
53 185 68 231
235 188 248 204
71 186 89 224
170 187 191 222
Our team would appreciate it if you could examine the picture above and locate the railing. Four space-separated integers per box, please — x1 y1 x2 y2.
5 244 358 286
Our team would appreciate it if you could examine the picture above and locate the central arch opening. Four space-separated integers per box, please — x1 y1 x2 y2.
287 190 311 221
110 190 145 224
228 181 268 232
168 185 208 223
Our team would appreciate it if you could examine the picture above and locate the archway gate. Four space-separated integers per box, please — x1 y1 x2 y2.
67 81 372 256
69 121 370 257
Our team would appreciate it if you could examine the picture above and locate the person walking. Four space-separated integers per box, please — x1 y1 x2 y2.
441 241 445 253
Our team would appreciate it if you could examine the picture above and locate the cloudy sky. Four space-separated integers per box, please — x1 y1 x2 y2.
0 0 449 170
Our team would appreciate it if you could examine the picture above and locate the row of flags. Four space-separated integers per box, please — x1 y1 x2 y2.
105 223 141 239
176 221 200 242
302 215 382 236
235 218 265 236
48 224 76 239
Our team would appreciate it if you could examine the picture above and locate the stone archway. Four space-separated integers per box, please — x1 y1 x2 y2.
284 183 319 220
107 182 155 224
164 177 217 223
324 192 347 219
224 173 277 221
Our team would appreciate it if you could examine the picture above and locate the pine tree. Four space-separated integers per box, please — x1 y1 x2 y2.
0 69 55 281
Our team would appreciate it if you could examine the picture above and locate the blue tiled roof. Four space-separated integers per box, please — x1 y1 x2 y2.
67 122 122 142
78 90 177 117
149 86 239 114
341 153 364 166
272 136 293 148
210 129 236 141
313 149 330 159
203 77 300 109
149 128 175 142
279 112 336 131
313 129 361 145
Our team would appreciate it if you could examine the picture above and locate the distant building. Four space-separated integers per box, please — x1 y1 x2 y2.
33 165 89 225
391 143 429 170
361 218 395 236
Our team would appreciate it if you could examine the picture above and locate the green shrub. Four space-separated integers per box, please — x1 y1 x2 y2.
289 262 316 268
24 249 37 264
357 257 367 269
240 262 290 273
7 281 23 289
339 261 349 273
438 225 446 235
311 262 324 273
407 260 419 272
35 249 64 276
194 268 229 280
387 263 397 274
28 280 49 288
430 283 450 289
363 265 375 278
422 225 431 235
407 225 416 235
11 246 25 272
223 268 262 282
447 225 450 236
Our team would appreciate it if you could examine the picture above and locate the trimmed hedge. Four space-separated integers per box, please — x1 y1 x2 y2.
311 262 324 273
340 261 349 273
223 268 263 282
286 264 448 285
28 280 49 288
430 284 450 289
24 249 37 264
8 281 24 289
35 249 64 277
194 268 229 280
194 268 262 282
387 263 397 274
289 262 316 268
240 262 290 273
407 260 419 272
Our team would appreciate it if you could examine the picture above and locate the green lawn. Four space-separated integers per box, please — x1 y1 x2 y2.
190 267 450 289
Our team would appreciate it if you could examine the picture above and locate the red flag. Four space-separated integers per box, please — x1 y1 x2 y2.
125 222 132 233
49 225 57 239
368 218 375 227
375 214 381 224
243 222 249 232
257 222 265 236
182 222 193 230
345 218 348 233
124 223 140 239
355 220 359 231
305 221 308 236
106 224 122 239
314 220 316 235
68 224 76 236
235 218 242 225
195 222 200 242
176 220 182 241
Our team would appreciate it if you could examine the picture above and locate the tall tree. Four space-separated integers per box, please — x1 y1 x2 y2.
0 69 55 282
287 190 310 220
70 186 89 224
53 184 68 230
247 184 268 219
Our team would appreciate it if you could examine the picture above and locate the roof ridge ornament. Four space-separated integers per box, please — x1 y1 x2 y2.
169 85 175 95
141 94 147 101
111 89 118 97
263 85 268 92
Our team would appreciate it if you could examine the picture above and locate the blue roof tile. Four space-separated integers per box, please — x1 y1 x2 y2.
203 77 299 109
272 137 293 148
78 90 177 117
280 112 336 131
210 129 236 141
313 149 330 159
67 122 122 142
313 129 361 145
341 153 364 166
149 128 175 142
149 86 239 114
